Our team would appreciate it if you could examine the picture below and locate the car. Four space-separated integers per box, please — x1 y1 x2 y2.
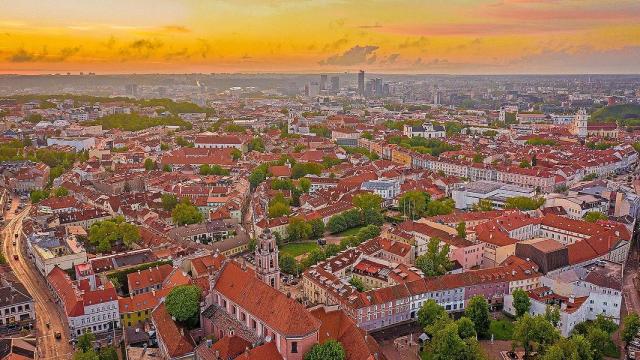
13 255 18 261
54 332 62 340
12 241 16 246
14 233 18 238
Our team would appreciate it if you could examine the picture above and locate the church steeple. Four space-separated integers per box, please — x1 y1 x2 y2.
255 229 280 289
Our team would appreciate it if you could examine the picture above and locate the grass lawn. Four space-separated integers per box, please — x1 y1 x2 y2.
280 242 320 258
335 225 366 237
489 319 514 340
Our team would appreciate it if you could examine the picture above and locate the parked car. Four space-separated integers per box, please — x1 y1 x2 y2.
54 332 62 340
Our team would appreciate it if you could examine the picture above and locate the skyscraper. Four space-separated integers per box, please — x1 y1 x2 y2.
320 74 328 91
330 76 340 93
358 70 365 96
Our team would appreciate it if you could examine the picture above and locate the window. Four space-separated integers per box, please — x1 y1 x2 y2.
291 342 298 353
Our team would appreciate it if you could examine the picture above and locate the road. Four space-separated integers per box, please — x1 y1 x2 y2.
622 234 640 317
2 199 73 359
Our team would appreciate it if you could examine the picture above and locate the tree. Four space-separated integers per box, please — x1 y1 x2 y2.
279 254 298 275
299 178 311 193
415 238 452 277
248 137 265 152
465 295 490 338
231 148 242 161
544 305 560 327
583 211 607 223
520 160 531 168
417 299 448 332
472 199 493 211
165 285 202 327
353 193 382 212
512 315 559 358
77 332 95 353
349 277 365 292
456 221 466 238
586 326 609 360
286 217 312 242
592 314 617 334
172 198 203 226
161 193 178 211
291 162 323 179
309 218 325 239
512 288 531 317
324 244 340 257
426 198 455 216
542 335 593 360
268 201 291 218
430 322 485 360
398 191 429 219
144 158 156 171
88 217 140 252
504 197 545 211
303 340 345 360
98 347 118 360
362 208 384 226
456 317 477 339
623 313 640 346
52 187 69 197
162 164 172 172
30 189 50 203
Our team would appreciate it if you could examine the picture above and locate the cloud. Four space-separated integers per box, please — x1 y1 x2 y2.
322 38 349 52
130 39 163 51
8 47 47 62
164 48 190 60
163 25 190 33
380 53 400 65
398 36 429 49
51 46 81 61
319 45 379 66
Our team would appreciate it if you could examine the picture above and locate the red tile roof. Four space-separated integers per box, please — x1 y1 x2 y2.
151 303 194 358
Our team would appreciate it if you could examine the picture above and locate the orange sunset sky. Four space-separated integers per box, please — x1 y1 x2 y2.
1 0 639 74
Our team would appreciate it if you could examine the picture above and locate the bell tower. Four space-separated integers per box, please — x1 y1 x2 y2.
571 108 588 138
255 229 280 289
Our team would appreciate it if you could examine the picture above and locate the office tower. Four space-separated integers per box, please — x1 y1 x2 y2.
358 70 365 96
374 78 383 97
125 84 138 97
320 75 328 91
330 76 340 93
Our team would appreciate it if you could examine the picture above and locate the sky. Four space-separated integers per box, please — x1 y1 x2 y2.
1 0 639 74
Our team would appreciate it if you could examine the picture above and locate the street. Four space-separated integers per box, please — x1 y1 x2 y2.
623 236 640 316
2 197 73 359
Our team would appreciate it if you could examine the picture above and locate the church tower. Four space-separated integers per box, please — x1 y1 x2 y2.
255 229 280 289
571 108 589 138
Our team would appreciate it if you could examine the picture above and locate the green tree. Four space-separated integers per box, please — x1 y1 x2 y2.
161 193 178 211
98 347 118 360
623 313 640 346
417 299 448 332
430 321 485 360
353 193 382 212
303 340 345 360
162 164 172 172
165 285 202 327
512 315 559 358
309 218 325 239
465 295 490 338
544 305 560 327
279 254 298 275
30 189 50 203
172 198 203 226
398 191 429 219
583 211 607 223
77 332 95 353
349 277 365 292
512 288 531 317
88 217 140 252
248 137 265 152
520 160 531 168
456 316 477 339
504 197 545 211
586 326 610 360
52 187 69 197
362 208 384 226
287 217 312 242
472 199 493 211
415 238 452 276
542 335 593 360
144 158 156 171
268 201 291 218
299 178 311 193
456 221 466 238
231 148 242 161
426 198 455 216
291 162 323 179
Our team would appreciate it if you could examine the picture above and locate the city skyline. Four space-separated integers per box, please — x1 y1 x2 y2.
1 0 640 75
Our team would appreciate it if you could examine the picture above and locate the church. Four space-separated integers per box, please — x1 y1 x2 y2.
569 108 619 138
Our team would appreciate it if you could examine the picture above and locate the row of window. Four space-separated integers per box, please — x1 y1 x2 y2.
2 303 30 314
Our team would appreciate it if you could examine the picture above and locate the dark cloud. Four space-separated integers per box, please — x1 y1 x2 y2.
319 45 379 66
196 38 211 58
52 46 81 61
8 48 47 62
164 48 190 60
130 39 163 51
380 53 400 65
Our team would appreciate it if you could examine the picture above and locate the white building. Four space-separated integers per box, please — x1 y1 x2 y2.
26 233 88 277
570 108 589 138
403 122 445 138
46 137 96 151
361 180 400 203
451 181 535 210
